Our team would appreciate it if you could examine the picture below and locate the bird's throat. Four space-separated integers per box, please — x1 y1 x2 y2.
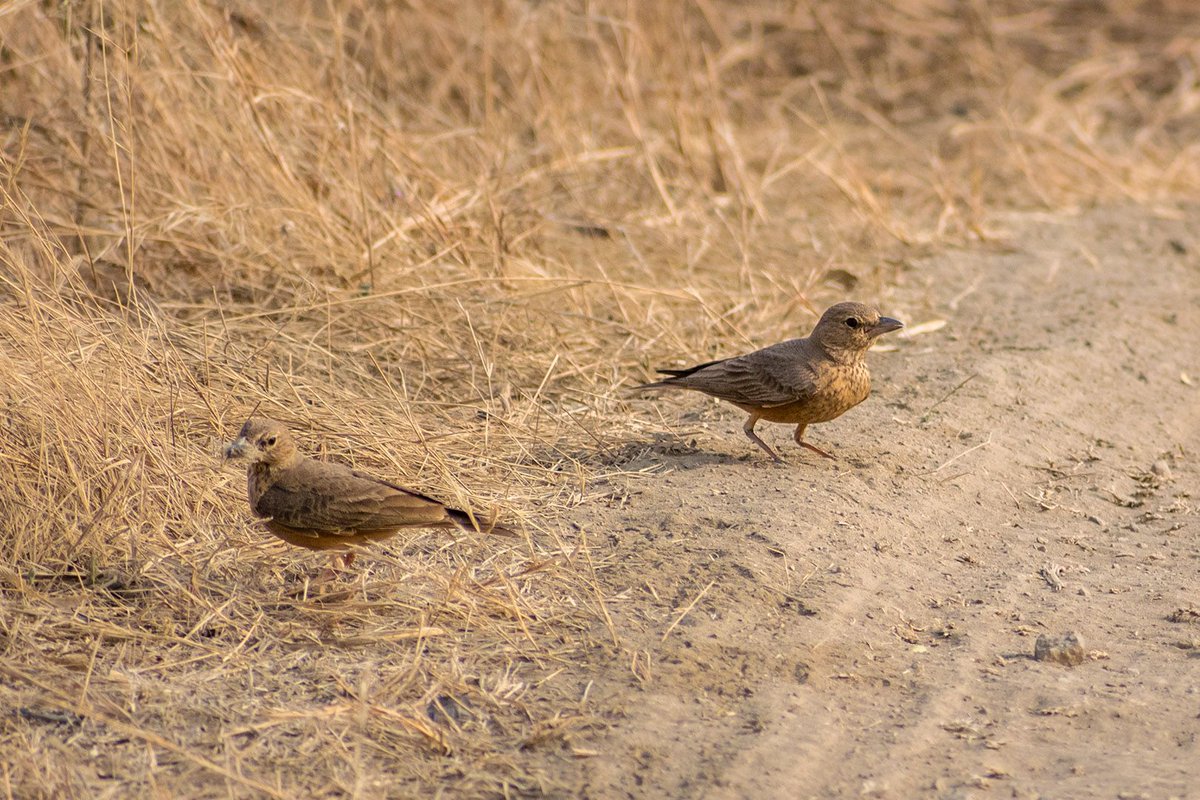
247 461 273 509
824 345 869 366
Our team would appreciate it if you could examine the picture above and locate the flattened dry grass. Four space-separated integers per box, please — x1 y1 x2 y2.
2 1 1198 795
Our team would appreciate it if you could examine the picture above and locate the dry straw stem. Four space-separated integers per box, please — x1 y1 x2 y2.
2 0 1198 795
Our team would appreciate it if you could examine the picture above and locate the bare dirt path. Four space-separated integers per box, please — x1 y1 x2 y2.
567 208 1200 799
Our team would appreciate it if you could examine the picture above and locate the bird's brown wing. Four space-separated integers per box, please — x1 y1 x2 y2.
362 473 514 535
254 459 452 535
666 339 825 408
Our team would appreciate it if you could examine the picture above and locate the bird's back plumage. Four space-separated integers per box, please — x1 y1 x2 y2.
637 337 828 409
249 457 456 535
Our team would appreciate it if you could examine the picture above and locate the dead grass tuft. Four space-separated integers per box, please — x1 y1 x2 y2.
2 0 1198 794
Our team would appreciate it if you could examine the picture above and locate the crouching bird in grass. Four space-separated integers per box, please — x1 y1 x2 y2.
223 418 513 575
633 301 903 462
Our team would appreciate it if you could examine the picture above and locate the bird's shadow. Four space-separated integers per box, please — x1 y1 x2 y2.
587 434 795 471
513 432 852 474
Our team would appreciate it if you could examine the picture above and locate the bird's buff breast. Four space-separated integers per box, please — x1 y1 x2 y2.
753 363 871 424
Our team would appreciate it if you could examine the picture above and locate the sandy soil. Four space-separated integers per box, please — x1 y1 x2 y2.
562 208 1199 799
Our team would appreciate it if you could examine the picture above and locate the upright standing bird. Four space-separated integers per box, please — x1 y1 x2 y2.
223 418 512 571
633 301 903 462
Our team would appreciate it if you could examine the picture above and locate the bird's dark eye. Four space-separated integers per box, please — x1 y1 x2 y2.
845 317 860 329
263 435 277 448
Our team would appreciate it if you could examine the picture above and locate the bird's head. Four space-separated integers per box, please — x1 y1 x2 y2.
810 301 903 357
223 417 300 467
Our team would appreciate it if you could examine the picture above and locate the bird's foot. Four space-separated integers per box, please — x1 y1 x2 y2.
313 552 357 583
315 566 343 583
798 441 836 460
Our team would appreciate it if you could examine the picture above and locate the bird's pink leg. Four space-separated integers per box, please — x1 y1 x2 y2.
316 551 354 582
743 415 784 463
794 424 835 460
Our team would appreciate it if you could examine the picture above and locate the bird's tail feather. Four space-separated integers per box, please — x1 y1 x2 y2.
629 379 674 392
447 507 517 537
630 357 730 392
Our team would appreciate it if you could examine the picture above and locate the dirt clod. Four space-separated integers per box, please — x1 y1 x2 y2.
1034 632 1086 667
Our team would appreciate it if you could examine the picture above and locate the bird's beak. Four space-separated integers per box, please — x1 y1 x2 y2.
223 437 250 462
870 317 904 337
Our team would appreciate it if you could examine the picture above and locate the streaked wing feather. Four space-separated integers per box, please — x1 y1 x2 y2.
674 342 821 407
256 461 449 533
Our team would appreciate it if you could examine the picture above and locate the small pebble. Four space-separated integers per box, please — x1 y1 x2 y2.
1151 460 1172 480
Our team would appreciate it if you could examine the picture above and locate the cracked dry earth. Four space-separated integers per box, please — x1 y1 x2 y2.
566 208 1199 799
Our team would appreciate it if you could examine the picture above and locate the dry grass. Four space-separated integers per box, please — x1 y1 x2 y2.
2 0 1198 796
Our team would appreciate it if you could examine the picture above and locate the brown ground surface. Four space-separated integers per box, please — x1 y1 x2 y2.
4 5 1200 797
566 208 1199 799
